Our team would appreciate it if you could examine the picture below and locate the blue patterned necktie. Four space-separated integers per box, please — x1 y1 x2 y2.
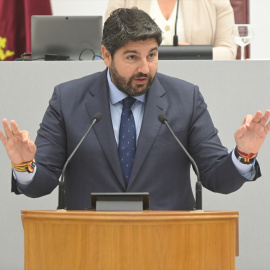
118 96 137 186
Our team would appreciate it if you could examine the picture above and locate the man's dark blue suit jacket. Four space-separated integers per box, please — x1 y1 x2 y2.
12 69 261 210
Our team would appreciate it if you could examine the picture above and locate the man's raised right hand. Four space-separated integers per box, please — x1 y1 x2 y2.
0 119 36 165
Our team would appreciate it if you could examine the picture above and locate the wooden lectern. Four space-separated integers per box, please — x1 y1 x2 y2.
21 210 238 270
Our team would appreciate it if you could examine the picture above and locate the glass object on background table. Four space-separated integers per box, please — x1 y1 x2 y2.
232 24 254 60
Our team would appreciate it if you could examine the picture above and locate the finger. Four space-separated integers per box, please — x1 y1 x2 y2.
234 124 247 140
2 119 13 138
251 111 263 124
0 129 7 145
242 114 253 126
21 130 30 143
27 140 37 154
10 120 22 136
259 110 270 127
264 118 270 134
20 130 35 150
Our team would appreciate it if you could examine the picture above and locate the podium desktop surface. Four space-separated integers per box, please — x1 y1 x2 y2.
22 210 238 270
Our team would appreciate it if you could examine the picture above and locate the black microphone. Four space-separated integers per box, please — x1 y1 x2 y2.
173 0 180 46
158 113 202 210
57 112 103 210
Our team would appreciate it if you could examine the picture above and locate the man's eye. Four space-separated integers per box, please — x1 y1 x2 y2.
148 53 156 59
127 55 136 60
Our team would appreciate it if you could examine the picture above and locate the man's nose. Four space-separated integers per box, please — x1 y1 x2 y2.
137 59 150 74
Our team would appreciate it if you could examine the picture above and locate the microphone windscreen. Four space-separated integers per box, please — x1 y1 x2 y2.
173 35 179 46
158 114 167 124
93 112 103 123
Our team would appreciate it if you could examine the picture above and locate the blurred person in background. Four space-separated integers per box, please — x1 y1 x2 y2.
105 0 237 60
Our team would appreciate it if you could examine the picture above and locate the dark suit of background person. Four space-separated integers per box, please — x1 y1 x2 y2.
11 68 261 210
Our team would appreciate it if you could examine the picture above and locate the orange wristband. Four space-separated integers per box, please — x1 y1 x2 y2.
11 159 36 173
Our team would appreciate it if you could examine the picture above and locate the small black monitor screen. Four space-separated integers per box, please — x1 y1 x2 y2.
31 15 103 60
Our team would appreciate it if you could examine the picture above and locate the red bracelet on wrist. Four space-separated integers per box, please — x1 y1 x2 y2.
235 147 257 164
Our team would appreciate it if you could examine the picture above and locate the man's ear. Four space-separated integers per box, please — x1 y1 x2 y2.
101 45 112 67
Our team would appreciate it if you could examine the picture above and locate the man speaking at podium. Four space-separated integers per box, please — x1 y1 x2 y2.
1 8 270 210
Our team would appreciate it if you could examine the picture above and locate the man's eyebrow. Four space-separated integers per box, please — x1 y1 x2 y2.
150 47 158 52
123 50 138 55
149 47 158 52
123 47 159 55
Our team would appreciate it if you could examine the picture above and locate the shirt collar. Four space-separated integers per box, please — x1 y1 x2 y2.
107 68 146 105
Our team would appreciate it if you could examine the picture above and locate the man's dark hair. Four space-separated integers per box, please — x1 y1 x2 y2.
102 8 162 57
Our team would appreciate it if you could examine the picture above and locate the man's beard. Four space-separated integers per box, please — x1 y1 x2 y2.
110 61 156 96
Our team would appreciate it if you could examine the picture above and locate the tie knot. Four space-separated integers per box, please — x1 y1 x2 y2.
122 96 136 110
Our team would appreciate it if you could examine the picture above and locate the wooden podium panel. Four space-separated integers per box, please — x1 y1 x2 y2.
21 210 238 270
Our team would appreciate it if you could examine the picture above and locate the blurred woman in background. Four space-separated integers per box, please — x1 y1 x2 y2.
105 0 237 60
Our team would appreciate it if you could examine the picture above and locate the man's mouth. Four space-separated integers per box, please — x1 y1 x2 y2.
134 77 148 84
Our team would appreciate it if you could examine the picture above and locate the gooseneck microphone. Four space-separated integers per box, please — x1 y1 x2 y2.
158 114 202 210
173 0 180 46
57 112 103 210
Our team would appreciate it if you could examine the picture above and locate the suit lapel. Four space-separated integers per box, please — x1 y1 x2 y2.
181 0 194 43
136 0 152 12
85 69 126 189
84 71 169 189
128 75 169 187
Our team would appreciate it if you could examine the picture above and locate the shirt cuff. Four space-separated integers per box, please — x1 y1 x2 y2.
12 165 37 190
231 149 256 180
